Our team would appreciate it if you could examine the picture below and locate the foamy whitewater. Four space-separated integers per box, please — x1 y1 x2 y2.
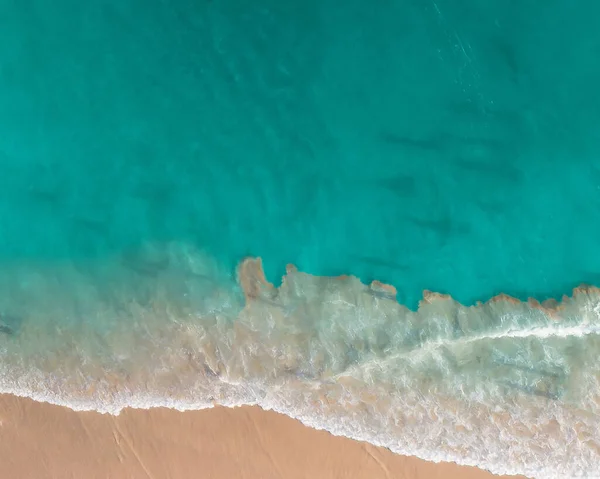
1 245 599 478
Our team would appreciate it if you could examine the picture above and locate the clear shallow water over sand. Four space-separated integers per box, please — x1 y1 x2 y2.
1 0 600 477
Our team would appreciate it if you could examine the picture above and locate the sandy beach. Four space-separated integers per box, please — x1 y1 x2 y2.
0 394 526 479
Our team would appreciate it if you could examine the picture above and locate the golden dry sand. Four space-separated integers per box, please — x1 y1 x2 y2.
0 394 526 479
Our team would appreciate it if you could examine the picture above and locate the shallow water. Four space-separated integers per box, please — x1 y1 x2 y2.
1 0 600 477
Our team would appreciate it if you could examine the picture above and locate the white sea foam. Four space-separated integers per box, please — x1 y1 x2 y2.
1 244 600 478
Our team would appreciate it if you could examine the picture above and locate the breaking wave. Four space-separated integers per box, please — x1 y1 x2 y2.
1 243 599 478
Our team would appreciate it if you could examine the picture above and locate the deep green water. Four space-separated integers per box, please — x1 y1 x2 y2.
1 0 600 308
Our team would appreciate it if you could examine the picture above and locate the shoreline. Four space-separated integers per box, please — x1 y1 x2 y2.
0 393 526 479
0 254 596 476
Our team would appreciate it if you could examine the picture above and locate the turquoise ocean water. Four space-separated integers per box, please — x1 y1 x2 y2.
1 0 600 477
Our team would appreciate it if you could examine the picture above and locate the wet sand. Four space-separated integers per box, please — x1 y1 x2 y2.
0 394 525 479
